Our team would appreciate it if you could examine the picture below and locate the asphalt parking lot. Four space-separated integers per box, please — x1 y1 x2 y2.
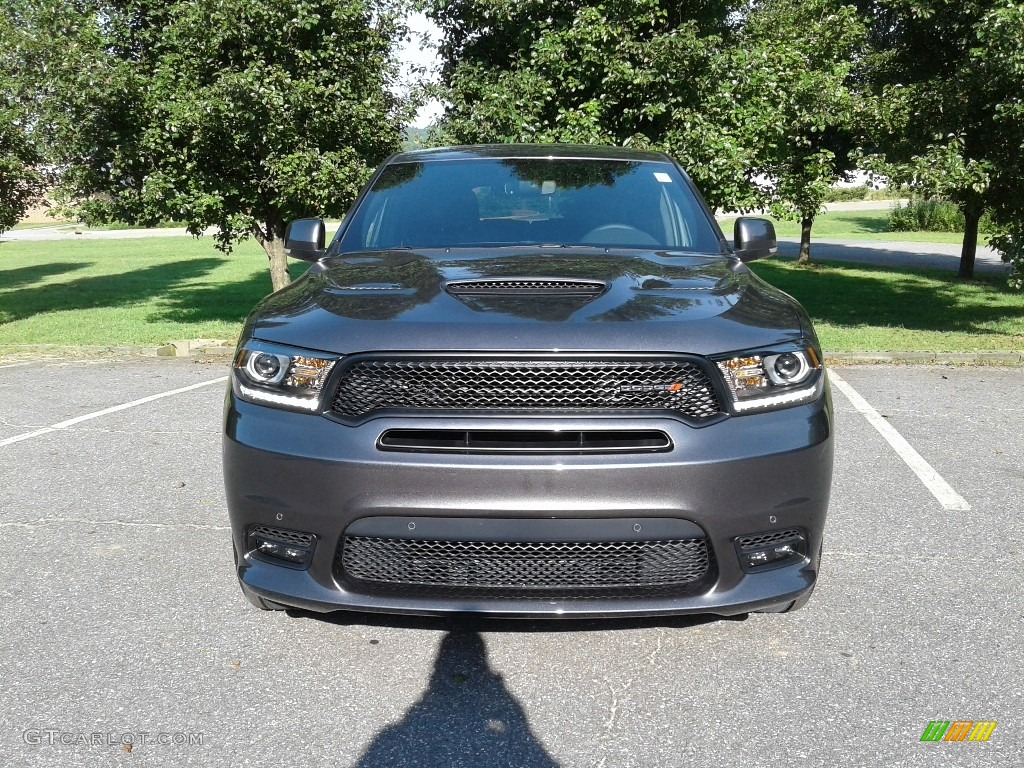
0 356 1020 767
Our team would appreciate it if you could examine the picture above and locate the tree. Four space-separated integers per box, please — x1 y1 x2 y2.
0 111 46 236
858 0 1024 280
0 15 47 235
739 0 867 264
6 0 412 291
423 0 770 211
425 0 874 244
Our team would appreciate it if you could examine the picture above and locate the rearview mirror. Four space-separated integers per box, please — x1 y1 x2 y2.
733 217 777 262
285 218 326 261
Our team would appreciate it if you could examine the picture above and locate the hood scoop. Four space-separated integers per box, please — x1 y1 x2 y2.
445 277 608 298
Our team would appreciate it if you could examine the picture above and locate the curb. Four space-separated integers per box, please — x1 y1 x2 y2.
824 350 1024 366
150 339 235 358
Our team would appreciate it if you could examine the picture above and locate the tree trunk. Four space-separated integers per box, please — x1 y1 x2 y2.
797 215 814 265
255 220 290 292
958 204 982 280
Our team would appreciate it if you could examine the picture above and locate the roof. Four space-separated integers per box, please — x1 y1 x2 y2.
389 143 673 164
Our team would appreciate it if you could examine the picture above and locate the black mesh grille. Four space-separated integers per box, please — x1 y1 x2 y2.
736 529 804 550
337 536 712 598
330 358 722 420
446 279 606 296
249 525 314 548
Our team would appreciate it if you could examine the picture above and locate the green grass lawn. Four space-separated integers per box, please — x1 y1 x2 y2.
0 236 304 346
719 209 990 245
1 234 1022 352
751 259 1023 351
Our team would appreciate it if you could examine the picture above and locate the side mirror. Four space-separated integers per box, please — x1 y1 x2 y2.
733 217 777 262
284 218 326 261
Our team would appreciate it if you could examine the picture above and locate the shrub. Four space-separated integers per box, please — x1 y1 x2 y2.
823 185 871 202
888 199 1003 234
888 199 965 232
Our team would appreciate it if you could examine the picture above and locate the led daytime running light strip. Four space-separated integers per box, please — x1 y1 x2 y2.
730 377 823 412
237 382 321 411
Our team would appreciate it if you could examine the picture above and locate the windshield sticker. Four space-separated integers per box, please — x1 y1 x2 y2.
654 172 673 183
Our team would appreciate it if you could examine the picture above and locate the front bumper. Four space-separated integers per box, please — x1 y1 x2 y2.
223 385 833 618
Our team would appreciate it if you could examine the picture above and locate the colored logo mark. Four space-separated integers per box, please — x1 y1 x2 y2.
920 721 997 742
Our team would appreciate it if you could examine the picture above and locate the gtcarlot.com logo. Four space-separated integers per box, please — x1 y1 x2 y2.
23 730 204 747
920 720 997 742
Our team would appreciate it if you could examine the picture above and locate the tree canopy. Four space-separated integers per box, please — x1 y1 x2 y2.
857 0 1024 279
5 0 412 290
0 13 46 235
425 0 867 257
0 109 46 236
739 0 866 263
424 0 756 210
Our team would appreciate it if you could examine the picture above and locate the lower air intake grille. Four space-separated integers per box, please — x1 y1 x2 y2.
330 357 722 421
337 536 712 599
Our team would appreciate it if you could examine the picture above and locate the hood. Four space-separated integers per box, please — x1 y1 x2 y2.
247 248 805 356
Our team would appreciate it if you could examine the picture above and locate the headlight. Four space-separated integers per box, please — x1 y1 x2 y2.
233 342 339 412
715 344 823 413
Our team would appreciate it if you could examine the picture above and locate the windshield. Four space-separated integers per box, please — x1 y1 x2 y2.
337 157 723 253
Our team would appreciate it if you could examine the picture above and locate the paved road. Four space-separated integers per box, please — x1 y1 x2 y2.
0 357 1021 767
775 237 1009 275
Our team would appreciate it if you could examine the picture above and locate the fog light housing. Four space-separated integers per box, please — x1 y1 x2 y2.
735 528 808 572
248 525 316 569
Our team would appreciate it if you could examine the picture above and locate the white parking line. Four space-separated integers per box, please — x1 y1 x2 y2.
829 370 971 512
0 377 228 448
0 362 33 369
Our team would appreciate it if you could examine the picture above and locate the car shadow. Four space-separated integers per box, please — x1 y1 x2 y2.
290 611 745 766
351 630 562 768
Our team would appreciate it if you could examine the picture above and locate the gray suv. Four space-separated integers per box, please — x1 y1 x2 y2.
223 144 833 617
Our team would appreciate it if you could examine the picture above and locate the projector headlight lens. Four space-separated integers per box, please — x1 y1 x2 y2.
245 352 288 384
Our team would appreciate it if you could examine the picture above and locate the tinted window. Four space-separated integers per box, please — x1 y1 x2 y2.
338 158 722 253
